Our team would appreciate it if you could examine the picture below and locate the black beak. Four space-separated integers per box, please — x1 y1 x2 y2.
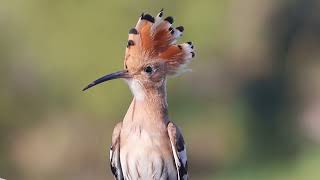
83 70 129 91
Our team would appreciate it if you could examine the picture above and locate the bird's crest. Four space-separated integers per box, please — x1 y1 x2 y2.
124 9 195 75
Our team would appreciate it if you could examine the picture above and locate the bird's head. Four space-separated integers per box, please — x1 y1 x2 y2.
83 9 195 98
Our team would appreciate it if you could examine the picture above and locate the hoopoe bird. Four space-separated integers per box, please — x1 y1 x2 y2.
83 9 195 180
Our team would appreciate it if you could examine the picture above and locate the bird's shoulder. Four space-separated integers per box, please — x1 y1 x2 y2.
111 122 122 145
167 121 188 180
110 122 124 180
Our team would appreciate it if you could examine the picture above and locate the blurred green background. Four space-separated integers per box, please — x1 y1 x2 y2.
1 0 320 179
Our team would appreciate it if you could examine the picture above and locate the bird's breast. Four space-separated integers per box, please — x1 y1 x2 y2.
120 127 177 180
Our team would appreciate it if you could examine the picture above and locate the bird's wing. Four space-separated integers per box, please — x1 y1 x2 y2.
167 121 188 180
109 122 124 180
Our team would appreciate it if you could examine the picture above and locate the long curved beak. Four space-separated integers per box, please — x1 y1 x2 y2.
83 70 130 91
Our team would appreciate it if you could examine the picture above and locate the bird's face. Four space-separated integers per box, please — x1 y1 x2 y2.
82 60 167 92
82 61 168 102
124 59 168 89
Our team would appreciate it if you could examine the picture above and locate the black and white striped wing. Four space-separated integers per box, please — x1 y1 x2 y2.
109 122 124 180
167 122 188 180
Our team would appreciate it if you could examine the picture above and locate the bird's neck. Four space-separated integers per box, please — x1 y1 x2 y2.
123 79 169 126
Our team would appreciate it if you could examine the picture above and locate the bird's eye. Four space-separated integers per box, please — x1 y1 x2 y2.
144 66 153 74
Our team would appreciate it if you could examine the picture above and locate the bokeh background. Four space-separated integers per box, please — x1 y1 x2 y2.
1 0 320 179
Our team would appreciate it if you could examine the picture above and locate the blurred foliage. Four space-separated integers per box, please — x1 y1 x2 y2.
1 0 320 180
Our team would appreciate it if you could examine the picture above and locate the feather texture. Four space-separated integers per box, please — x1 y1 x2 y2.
167 122 188 180
124 9 195 75
110 122 124 180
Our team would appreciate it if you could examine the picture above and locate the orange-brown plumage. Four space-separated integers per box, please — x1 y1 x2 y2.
124 10 195 75
159 45 183 60
154 32 173 53
140 23 153 51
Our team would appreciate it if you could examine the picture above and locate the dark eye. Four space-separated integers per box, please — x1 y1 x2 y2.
144 66 153 74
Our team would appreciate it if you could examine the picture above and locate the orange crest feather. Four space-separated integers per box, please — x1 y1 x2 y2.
124 9 195 74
